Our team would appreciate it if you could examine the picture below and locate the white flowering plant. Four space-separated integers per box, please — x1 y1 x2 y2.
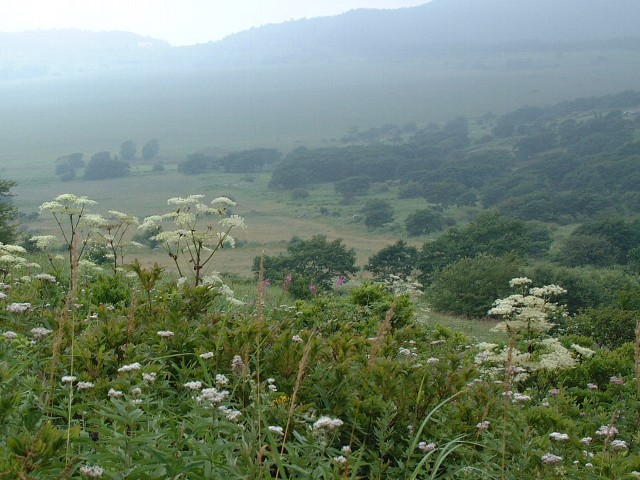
138 195 246 286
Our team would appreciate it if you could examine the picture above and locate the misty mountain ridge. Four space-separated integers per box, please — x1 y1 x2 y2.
1 0 639 78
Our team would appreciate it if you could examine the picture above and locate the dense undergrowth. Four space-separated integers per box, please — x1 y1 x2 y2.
1 260 639 478
1 193 639 479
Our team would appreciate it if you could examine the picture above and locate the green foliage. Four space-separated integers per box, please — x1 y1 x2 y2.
177 152 216 174
219 148 280 173
418 212 550 284
290 188 310 201
349 282 414 329
83 151 130 180
570 217 640 265
255 235 357 292
404 208 444 236
141 139 159 160
119 140 136 161
89 274 132 307
365 240 418 279
361 199 394 228
556 234 619 267
54 153 85 182
0 178 18 244
527 263 638 313
1 243 640 478
427 253 523 316
334 176 371 197
566 307 639 349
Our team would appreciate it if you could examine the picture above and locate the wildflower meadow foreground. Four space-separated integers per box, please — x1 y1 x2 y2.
0 194 639 479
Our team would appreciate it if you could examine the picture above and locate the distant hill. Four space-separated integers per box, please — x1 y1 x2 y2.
1 0 639 75
186 0 640 66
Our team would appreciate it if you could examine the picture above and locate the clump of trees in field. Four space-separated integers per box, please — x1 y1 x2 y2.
53 139 160 181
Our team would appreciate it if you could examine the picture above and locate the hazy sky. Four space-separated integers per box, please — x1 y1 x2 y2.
1 0 430 46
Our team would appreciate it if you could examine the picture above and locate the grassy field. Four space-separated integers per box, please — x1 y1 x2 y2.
19 166 439 277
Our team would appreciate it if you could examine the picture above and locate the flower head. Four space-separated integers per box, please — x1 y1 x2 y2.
7 302 31 313
268 425 284 435
79 465 104 478
313 416 343 431
541 453 563 464
549 432 569 442
184 381 203 390
2 331 18 340
30 327 53 339
108 388 124 398
117 362 142 373
418 442 437 452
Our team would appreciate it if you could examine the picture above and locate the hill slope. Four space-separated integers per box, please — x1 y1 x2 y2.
188 0 640 66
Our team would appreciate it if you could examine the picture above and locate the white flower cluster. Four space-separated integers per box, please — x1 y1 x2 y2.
571 344 596 358
117 362 142 373
40 194 96 215
549 432 569 441
79 465 104 478
231 355 246 375
34 273 57 283
30 235 57 249
6 302 31 313
197 387 230 405
184 381 203 390
509 277 532 288
108 389 124 398
418 441 437 452
313 416 343 431
595 425 618 438
219 405 242 421
541 453 563 464
30 327 52 339
2 331 18 340
397 347 418 358
610 439 628 451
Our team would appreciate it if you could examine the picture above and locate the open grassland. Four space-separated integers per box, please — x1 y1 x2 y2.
16 167 439 276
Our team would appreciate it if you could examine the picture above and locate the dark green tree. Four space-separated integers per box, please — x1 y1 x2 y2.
361 199 394 228
83 152 130 180
142 139 160 160
556 234 619 267
178 153 216 175
335 176 371 197
120 140 137 161
571 217 640 264
427 253 523 317
0 178 18 244
254 235 357 291
405 208 444 236
220 148 280 173
365 240 418 279
418 212 551 284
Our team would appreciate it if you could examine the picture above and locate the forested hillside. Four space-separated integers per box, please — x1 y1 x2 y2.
270 90 640 222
